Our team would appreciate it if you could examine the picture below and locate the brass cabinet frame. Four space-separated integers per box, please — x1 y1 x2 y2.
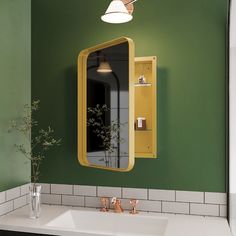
77 37 135 171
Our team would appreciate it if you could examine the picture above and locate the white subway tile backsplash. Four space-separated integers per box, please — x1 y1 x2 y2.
118 199 131 210
149 189 175 201
0 183 227 218
176 191 204 203
138 200 161 212
41 194 61 205
26 194 30 204
20 183 30 196
39 183 50 194
97 187 121 198
162 202 189 214
0 192 6 204
14 195 27 209
51 184 73 195
0 201 13 216
190 203 219 216
74 185 96 196
62 195 84 207
85 197 102 208
39 185 227 218
6 187 20 201
220 205 227 217
205 192 227 205
122 188 147 200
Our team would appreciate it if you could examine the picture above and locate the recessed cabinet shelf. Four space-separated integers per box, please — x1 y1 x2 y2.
135 129 152 132
134 57 157 159
134 83 152 87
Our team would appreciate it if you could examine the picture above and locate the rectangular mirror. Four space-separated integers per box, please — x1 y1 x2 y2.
78 37 135 171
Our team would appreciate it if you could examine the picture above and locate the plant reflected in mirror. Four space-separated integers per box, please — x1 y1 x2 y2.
87 104 127 168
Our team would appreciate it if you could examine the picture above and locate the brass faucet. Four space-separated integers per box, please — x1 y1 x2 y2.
129 199 139 214
111 197 123 213
100 197 109 212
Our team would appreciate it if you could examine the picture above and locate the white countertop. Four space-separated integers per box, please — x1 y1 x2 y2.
0 205 232 236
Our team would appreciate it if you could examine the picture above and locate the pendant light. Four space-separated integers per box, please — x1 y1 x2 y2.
101 0 137 24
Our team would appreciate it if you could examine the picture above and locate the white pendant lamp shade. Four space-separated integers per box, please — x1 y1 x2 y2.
101 0 133 24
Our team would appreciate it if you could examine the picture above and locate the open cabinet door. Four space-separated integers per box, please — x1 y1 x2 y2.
78 37 135 172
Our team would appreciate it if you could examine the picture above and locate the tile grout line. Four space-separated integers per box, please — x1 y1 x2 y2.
4 191 6 203
0 191 6 205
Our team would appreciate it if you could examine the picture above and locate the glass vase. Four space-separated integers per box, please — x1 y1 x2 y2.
29 184 41 219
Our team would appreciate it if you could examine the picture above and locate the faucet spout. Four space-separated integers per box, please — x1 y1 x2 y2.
111 197 124 213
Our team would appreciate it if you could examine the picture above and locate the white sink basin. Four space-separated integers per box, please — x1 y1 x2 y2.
46 210 168 236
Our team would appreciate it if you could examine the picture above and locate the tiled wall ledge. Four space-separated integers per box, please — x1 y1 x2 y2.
39 184 227 218
0 183 30 217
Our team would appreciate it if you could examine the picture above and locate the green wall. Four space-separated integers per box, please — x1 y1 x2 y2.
0 0 31 191
32 0 227 192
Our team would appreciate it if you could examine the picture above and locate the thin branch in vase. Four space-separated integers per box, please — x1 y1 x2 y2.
8 100 61 185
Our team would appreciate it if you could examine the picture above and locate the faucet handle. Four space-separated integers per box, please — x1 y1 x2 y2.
130 199 139 214
100 197 109 212
111 197 117 204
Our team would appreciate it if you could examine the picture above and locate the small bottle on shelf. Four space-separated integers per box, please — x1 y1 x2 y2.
138 75 146 84
136 117 146 130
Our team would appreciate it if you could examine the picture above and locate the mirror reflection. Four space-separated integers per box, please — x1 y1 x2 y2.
86 42 129 169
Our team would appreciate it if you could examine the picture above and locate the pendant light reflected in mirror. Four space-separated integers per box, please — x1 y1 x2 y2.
101 0 138 24
97 61 112 73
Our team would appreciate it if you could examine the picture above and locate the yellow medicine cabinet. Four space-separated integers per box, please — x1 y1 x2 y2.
78 37 157 173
